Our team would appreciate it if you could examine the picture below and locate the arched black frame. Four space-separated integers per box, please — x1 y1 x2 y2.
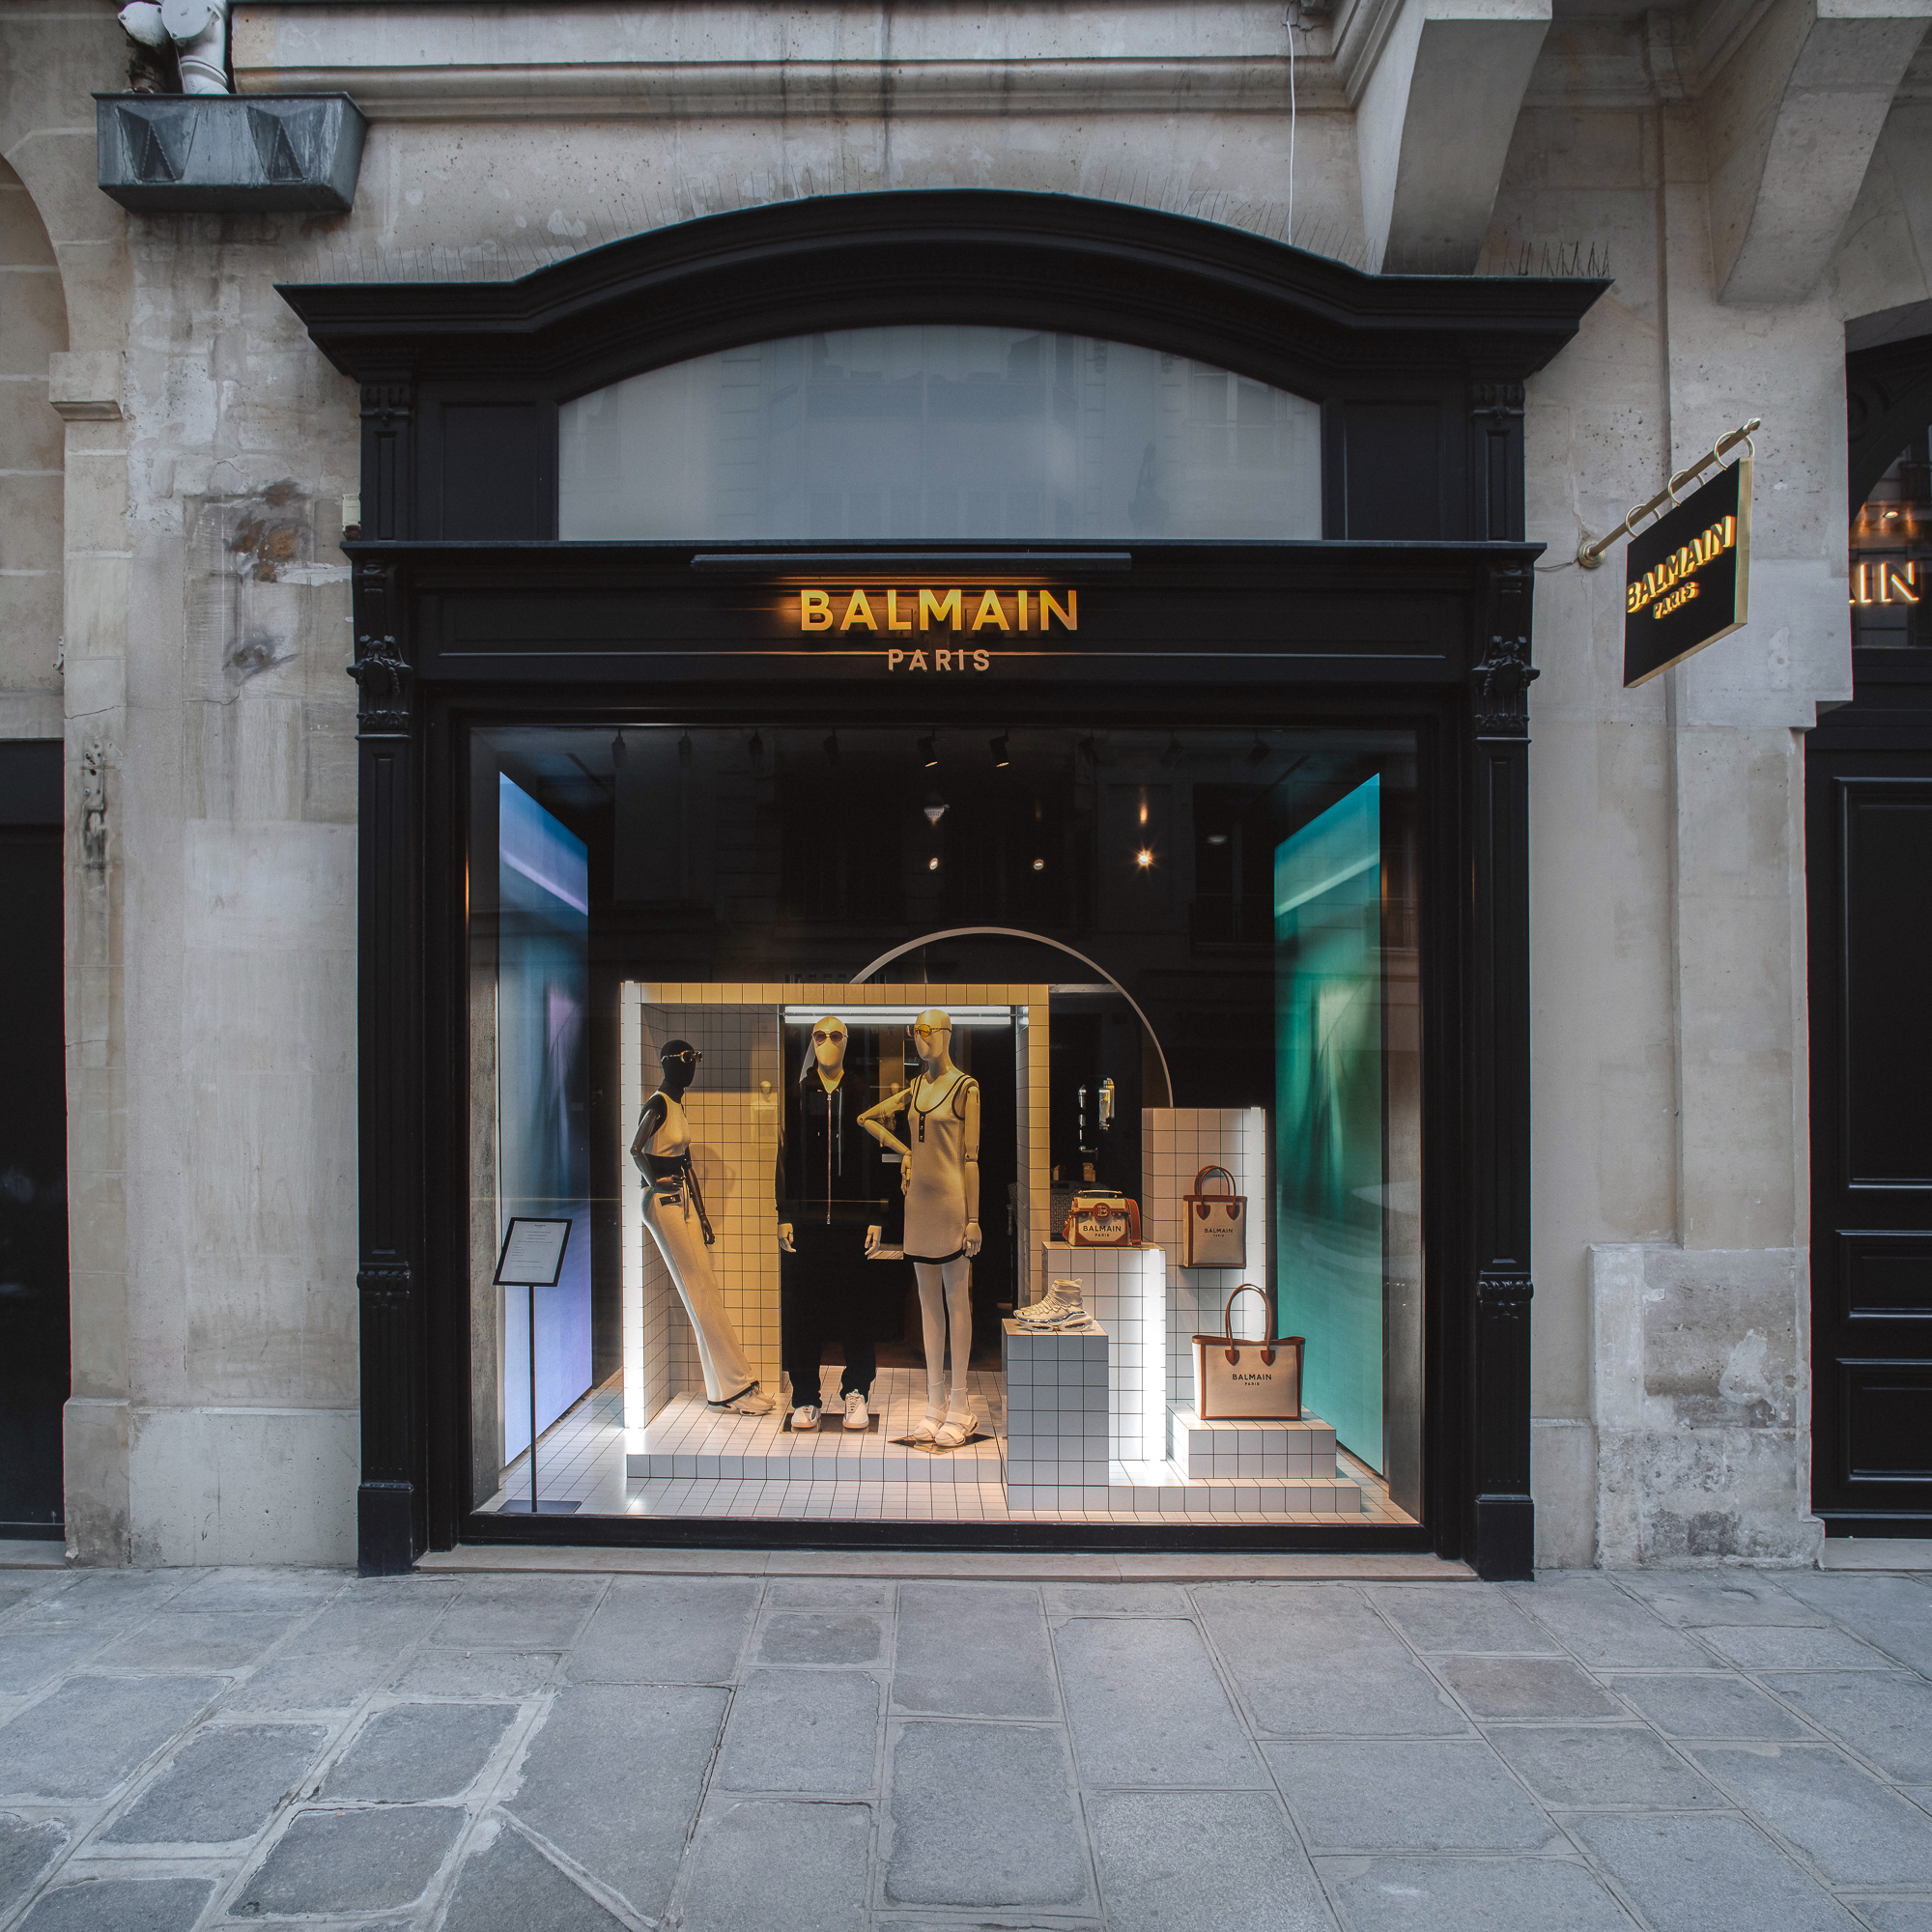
281 189 1605 1578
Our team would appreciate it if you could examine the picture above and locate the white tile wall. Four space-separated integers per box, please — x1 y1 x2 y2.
1037 1240 1166 1463
1141 1107 1269 1408
1003 1321 1112 1511
621 981 1051 1439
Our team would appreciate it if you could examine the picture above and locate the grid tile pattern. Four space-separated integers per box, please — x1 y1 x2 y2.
1105 1461 1364 1514
1143 1106 1269 1408
1038 1239 1167 1463
479 1371 1406 1523
620 981 1051 1432
1004 1319 1112 1510
628 1375 1006 1486
1171 1407 1339 1479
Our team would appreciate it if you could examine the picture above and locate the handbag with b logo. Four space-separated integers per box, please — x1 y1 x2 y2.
1063 1189 1141 1248
1182 1166 1247 1267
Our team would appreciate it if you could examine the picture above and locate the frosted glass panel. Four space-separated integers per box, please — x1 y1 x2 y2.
558 327 1322 541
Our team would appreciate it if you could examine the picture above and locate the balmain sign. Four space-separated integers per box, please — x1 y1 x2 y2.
1622 458 1751 688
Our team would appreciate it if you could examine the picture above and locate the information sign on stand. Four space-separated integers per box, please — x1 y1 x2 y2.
493 1216 577 1515
1623 457 1752 687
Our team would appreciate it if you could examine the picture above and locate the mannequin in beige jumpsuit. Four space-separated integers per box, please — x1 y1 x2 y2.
860 1009 981 1447
631 1038 775 1414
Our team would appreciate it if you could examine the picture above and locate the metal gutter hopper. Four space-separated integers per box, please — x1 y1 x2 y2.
96 93 367 213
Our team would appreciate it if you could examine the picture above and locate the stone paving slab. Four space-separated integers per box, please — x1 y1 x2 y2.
0 1561 1925 1928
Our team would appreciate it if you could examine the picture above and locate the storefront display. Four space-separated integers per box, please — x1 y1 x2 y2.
287 191 1594 1568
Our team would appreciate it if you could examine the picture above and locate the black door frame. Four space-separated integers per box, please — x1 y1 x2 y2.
279 190 1605 1578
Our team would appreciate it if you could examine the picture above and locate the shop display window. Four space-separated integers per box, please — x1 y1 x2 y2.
558 326 1322 542
1850 428 1929 648
466 724 1423 1526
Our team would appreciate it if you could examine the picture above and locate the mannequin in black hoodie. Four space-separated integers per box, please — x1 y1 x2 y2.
778 1015 887 1432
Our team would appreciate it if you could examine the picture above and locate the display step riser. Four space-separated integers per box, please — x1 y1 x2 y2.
1167 1406 1340 1480
627 1446 1002 1485
1105 1459 1365 1515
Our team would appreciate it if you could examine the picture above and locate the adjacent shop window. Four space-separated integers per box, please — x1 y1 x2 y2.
1850 428 1929 647
466 724 1422 1526
558 327 1323 542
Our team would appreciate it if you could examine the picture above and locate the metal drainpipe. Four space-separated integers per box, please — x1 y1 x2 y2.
162 0 231 94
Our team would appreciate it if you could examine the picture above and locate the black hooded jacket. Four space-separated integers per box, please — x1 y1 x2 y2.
778 1068 892 1230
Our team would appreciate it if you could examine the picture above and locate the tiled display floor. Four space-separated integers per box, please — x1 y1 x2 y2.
480 1370 1418 1525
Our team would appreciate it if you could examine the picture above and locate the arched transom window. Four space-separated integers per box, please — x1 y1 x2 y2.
558 326 1322 542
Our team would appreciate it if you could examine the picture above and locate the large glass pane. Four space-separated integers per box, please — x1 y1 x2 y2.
559 327 1321 542
464 724 1421 1527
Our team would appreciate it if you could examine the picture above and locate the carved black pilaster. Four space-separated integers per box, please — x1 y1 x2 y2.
1467 561 1536 1579
359 380 414 541
349 557 423 1575
1470 382 1526 541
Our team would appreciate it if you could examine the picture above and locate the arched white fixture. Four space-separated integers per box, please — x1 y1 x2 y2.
852 925 1174 1106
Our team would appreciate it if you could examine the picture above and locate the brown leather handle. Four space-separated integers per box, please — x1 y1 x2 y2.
1221 1284 1275 1365
1191 1166 1236 1197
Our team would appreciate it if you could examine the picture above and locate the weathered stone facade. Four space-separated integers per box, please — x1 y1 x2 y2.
4 0 1927 1566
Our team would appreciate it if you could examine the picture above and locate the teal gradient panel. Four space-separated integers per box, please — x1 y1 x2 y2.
1275 776 1384 1467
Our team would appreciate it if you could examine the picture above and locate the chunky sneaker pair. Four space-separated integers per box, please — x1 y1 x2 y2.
792 1391 870 1433
1016 1277 1089 1330
710 1382 776 1415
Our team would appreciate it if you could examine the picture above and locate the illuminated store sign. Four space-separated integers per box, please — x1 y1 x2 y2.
1850 559 1918 606
798 587 1079 634
1622 458 1752 688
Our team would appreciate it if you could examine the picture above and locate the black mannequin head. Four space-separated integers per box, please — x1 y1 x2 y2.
659 1039 701 1096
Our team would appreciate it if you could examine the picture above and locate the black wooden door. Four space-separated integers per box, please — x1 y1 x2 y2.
1807 751 1932 1528
0 743 68 1539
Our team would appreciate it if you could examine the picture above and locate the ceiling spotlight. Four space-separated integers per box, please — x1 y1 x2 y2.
823 729 840 767
990 731 1010 768
919 731 939 768
677 730 693 768
923 798 949 826
1136 848 1154 868
1160 733 1182 768
927 855 941 871
1246 732 1269 766
748 729 764 761
1033 857 1046 872
1207 832 1230 847
611 729 628 769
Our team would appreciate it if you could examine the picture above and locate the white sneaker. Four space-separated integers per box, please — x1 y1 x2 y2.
711 1383 777 1416
841 1391 869 1431
1017 1278 1088 1329
790 1405 821 1433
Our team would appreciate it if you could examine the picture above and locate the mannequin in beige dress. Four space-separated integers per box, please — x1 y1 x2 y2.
631 1038 775 1415
860 1009 981 1446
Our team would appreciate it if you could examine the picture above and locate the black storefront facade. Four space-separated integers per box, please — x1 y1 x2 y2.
280 191 1605 1581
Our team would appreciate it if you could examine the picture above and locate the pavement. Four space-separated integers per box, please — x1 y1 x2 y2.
0 1557 1929 1930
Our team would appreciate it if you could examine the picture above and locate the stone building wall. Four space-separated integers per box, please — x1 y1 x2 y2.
2 0 1928 1563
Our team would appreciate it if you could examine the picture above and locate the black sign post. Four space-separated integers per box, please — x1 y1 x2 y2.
493 1217 578 1515
1622 457 1752 687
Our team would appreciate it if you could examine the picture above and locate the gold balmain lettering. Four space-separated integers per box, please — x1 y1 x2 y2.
798 587 1078 645
1627 517 1737 619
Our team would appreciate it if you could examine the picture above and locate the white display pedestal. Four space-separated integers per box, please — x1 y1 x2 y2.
1037 1241 1165 1463
1003 1318 1110 1510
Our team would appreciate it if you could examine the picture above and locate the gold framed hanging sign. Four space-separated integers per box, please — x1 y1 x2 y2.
1622 455 1752 688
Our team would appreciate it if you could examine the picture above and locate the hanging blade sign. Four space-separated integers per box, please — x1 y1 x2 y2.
1622 456 1752 688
